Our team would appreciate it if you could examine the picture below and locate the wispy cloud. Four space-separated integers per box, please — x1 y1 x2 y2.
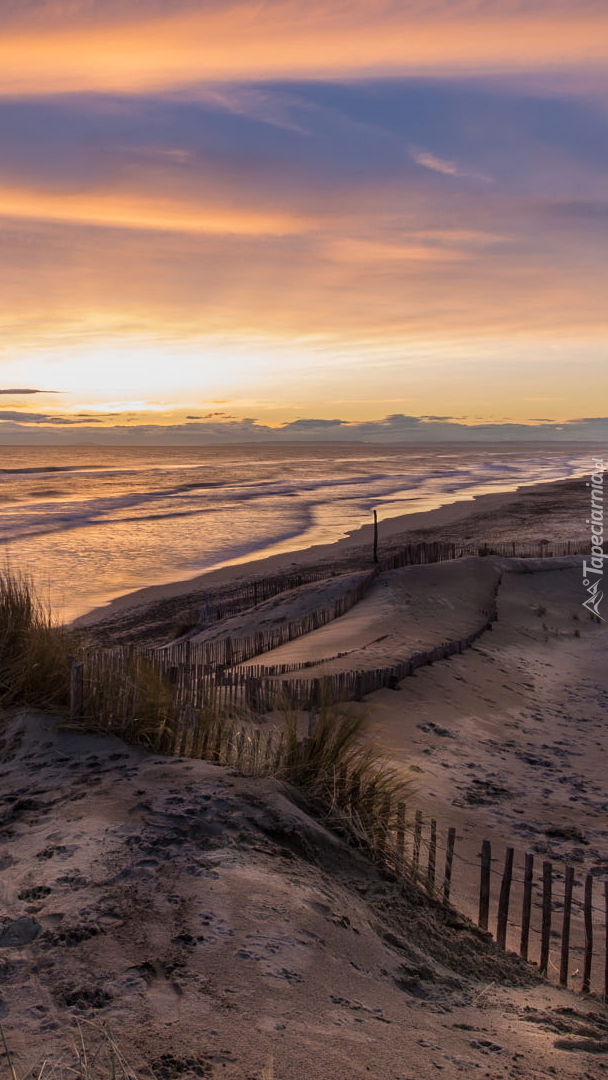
410 147 491 182
0 185 314 236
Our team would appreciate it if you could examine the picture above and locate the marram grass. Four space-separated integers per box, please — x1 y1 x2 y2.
0 568 414 861
0 565 74 710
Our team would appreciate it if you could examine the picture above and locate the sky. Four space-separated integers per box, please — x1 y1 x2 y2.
1 0 607 443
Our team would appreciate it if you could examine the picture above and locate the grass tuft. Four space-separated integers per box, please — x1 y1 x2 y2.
0 565 74 710
277 696 414 853
0 1021 137 1080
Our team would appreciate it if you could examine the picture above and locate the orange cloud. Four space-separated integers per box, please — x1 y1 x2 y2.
0 185 314 236
0 4 607 93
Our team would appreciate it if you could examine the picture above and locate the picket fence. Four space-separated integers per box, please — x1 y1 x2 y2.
368 803 608 998
72 537 583 723
190 538 583 634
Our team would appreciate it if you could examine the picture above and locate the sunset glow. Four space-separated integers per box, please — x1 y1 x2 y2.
1 1 606 441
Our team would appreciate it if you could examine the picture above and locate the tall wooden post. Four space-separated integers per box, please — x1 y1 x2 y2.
540 861 552 976
560 865 575 987
479 840 492 931
373 509 379 564
583 874 593 994
496 847 514 950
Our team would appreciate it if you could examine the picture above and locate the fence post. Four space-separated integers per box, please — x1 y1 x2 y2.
520 852 534 961
443 826 456 906
583 874 593 994
560 865 575 988
496 846 514 950
70 662 84 720
479 840 492 931
540 861 552 977
426 819 437 896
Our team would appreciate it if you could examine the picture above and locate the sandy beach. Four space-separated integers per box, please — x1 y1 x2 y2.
3 472 608 1077
76 474 588 645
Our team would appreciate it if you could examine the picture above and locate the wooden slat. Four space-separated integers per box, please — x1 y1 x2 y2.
412 810 422 880
70 662 84 720
559 865 575 988
520 852 534 961
540 861 552 977
583 873 593 994
604 880 608 1002
496 847 514 950
478 839 492 931
396 802 406 870
443 826 456 906
427 819 437 896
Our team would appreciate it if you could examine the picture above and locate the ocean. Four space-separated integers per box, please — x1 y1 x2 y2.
0 442 590 622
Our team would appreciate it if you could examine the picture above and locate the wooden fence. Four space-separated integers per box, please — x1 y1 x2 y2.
72 535 582 723
67 667 608 1000
367 802 608 998
72 573 499 723
190 539 584 634
194 564 348 629
163 568 378 667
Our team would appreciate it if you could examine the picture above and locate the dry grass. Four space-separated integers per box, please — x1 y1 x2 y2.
0 565 74 710
0 567 414 871
75 649 178 753
0 1021 136 1080
277 696 415 855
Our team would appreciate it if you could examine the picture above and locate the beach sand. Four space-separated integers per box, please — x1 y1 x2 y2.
74 473 608 989
3 472 608 1076
2 709 608 1080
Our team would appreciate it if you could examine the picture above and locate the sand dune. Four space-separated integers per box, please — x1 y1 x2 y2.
189 571 371 646
4 477 608 1076
2 709 608 1079
240 557 499 674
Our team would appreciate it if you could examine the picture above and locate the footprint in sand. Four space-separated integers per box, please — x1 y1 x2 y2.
138 960 184 1021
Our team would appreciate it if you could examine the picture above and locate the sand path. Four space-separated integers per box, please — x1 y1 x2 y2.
357 563 608 989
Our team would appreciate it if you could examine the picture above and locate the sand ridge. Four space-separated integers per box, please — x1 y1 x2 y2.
237 557 500 675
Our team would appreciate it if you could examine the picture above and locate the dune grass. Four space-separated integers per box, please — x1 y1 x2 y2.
0 565 74 710
276 695 415 855
0 567 413 861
